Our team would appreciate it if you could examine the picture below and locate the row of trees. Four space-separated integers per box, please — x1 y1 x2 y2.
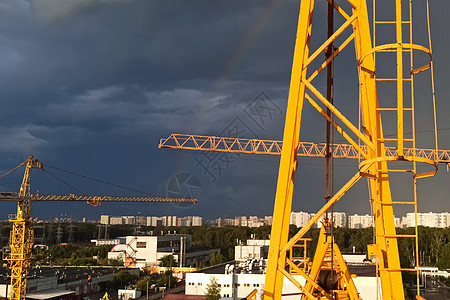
33 244 114 266
14 223 450 270
174 225 450 269
105 255 178 293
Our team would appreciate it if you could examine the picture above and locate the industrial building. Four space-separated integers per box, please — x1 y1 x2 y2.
234 240 269 261
186 239 377 300
108 234 216 269
0 267 137 300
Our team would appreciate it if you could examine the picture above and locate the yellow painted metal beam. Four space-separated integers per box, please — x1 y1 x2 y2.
157 0 439 298
263 0 315 298
159 134 450 163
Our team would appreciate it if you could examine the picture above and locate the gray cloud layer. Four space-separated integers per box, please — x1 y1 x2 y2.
0 0 448 220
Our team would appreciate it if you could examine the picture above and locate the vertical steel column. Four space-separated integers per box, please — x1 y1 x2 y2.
356 0 404 298
8 156 35 300
396 0 404 156
263 0 315 298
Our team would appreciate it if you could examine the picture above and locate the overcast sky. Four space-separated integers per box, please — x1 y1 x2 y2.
0 0 448 221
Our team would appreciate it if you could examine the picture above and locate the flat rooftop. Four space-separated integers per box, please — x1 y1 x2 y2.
195 261 376 277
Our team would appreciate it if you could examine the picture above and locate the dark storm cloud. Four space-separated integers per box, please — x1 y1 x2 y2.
0 0 448 221
0 0 303 220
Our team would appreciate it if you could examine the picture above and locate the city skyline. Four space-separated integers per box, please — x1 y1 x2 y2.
91 211 450 229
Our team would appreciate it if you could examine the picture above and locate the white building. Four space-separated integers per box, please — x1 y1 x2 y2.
348 214 373 229
110 217 123 225
235 240 270 260
332 212 347 227
108 235 188 268
123 216 135 225
192 216 203 226
179 216 203 226
186 271 376 300
100 215 110 225
103 215 202 227
162 216 178 227
92 238 122 246
235 216 248 227
247 240 270 246
315 212 348 228
264 216 273 226
118 289 141 300
108 234 218 269
248 216 264 228
146 216 162 227
290 212 311 228
402 212 450 228
217 218 235 227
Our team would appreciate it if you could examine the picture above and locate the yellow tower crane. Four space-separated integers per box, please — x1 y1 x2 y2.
159 0 441 298
0 155 197 300
160 134 450 163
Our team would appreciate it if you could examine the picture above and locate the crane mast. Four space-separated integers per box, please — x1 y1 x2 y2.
6 156 42 300
262 0 437 298
2 156 197 300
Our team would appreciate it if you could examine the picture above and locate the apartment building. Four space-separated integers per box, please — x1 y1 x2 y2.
99 215 202 227
401 212 450 228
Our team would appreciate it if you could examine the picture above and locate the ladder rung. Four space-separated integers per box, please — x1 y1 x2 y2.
390 201 416 205
375 78 412 82
377 234 416 238
375 49 414 53
378 170 414 175
377 138 414 142
374 21 411 25
376 108 413 111
382 268 417 272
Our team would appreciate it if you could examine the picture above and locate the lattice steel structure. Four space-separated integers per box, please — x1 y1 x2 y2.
160 0 440 298
2 156 197 300
160 133 450 162
5 157 42 300
263 0 438 298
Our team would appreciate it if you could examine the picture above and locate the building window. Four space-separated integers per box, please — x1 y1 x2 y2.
136 242 146 248
253 284 259 287
244 283 250 287
198 283 202 286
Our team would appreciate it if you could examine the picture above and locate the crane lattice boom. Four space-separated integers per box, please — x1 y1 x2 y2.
0 193 197 204
1 156 196 300
160 133 450 163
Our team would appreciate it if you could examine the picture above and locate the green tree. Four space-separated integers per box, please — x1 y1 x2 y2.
196 261 205 269
108 257 124 266
158 270 177 288
205 277 221 300
159 255 176 267
210 251 225 266
136 277 151 293
108 270 138 290
437 243 450 269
